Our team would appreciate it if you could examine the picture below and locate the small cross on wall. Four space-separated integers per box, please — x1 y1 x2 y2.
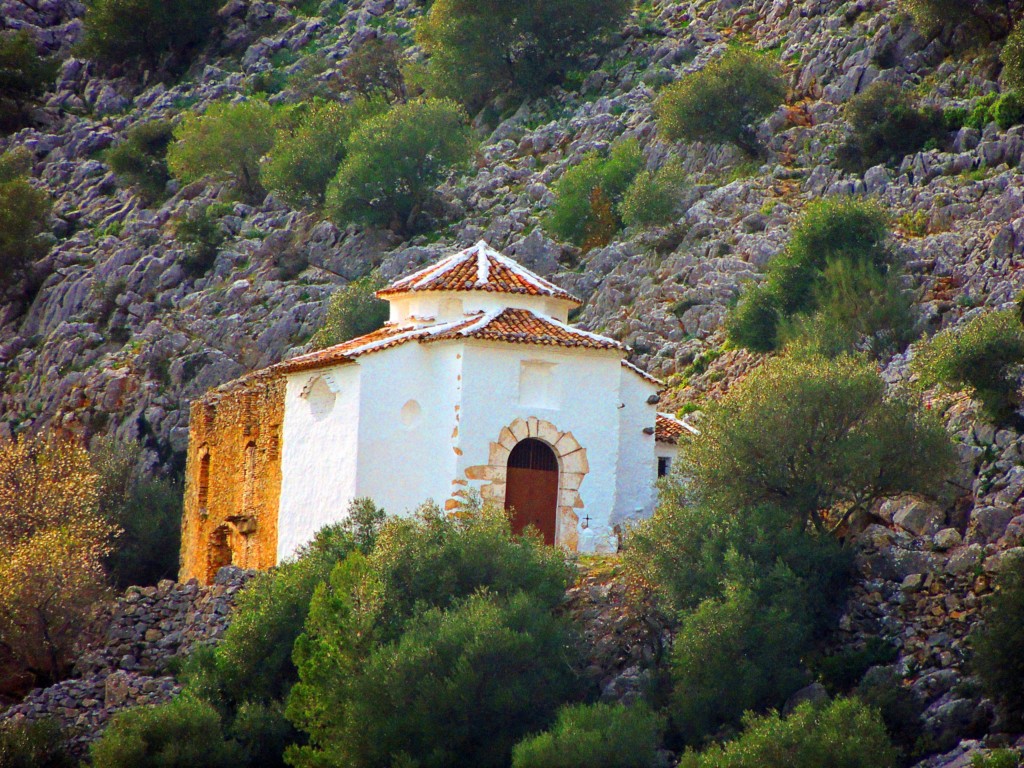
581 513 591 529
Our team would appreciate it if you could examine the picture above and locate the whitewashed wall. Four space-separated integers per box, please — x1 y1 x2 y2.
277 364 361 561
612 366 661 529
276 336 663 561
388 290 574 324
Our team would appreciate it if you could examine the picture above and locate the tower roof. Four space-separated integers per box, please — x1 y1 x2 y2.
378 240 581 306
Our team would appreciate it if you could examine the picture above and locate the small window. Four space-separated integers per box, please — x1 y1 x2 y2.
197 449 211 513
657 456 672 478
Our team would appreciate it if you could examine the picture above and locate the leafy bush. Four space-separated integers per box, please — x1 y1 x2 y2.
671 574 813 744
0 151 51 293
836 82 946 172
778 259 920 359
683 353 955 533
290 590 578 768
325 98 475 234
856 666 926 763
167 99 280 203
972 750 1024 768
80 0 220 71
625 501 850 630
178 502 383 768
0 435 115 684
105 120 175 204
511 702 663 768
417 0 631 108
811 638 898 694
993 91 1024 130
286 500 578 768
964 93 999 129
656 49 786 156
1003 25 1024 92
676 698 897 768
90 694 244 768
0 718 75 768
0 30 58 133
174 206 226 277
340 37 408 103
971 554 1024 724
899 0 1009 39
544 139 644 249
310 274 390 349
619 161 689 228
912 308 1024 427
92 437 181 588
726 198 900 354
261 98 386 208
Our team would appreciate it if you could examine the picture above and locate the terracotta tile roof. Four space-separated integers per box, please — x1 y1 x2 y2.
428 307 625 351
277 307 627 375
656 412 700 444
378 241 581 306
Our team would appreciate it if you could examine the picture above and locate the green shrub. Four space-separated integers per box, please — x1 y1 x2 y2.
965 93 999 129
671 575 812 744
619 161 689 228
972 749 1023 768
185 504 382 706
90 694 244 768
725 284 782 352
0 153 50 292
0 30 58 133
625 501 851 631
511 702 663 768
856 666 926 763
290 590 578 768
913 308 1024 427
310 274 390 349
167 99 280 203
676 698 897 768
417 0 631 109
971 554 1024 724
286 499 578 768
836 82 946 172
899 0 1009 39
544 139 644 248
1003 25 1024 92
993 91 1024 129
340 37 408 103
811 638 898 694
105 120 175 204
0 718 75 768
80 0 219 70
683 353 955 533
92 437 182 588
326 98 475 234
726 198 896 353
174 206 226 277
656 49 785 156
261 98 386 208
778 259 920 359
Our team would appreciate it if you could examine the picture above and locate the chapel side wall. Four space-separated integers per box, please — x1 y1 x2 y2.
612 369 660 529
353 343 462 516
456 343 624 549
180 375 285 584
276 365 361 562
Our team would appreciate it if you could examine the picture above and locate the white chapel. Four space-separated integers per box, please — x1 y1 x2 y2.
180 241 690 582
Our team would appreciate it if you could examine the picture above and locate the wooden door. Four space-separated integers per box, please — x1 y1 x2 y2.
505 439 559 545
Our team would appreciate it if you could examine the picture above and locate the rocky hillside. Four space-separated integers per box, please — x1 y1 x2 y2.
3 0 1024 763
3 0 1022 466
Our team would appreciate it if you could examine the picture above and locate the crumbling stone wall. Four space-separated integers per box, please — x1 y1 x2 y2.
180 372 285 583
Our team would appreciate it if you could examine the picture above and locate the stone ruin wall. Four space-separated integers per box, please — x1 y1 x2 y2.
179 373 285 583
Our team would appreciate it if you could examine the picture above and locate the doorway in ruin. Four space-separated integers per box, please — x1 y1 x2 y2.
505 438 559 545
207 524 233 583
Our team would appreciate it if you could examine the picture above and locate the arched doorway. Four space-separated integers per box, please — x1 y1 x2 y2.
505 438 559 545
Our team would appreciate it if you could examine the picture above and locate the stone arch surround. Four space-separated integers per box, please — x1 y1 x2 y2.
462 417 589 551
